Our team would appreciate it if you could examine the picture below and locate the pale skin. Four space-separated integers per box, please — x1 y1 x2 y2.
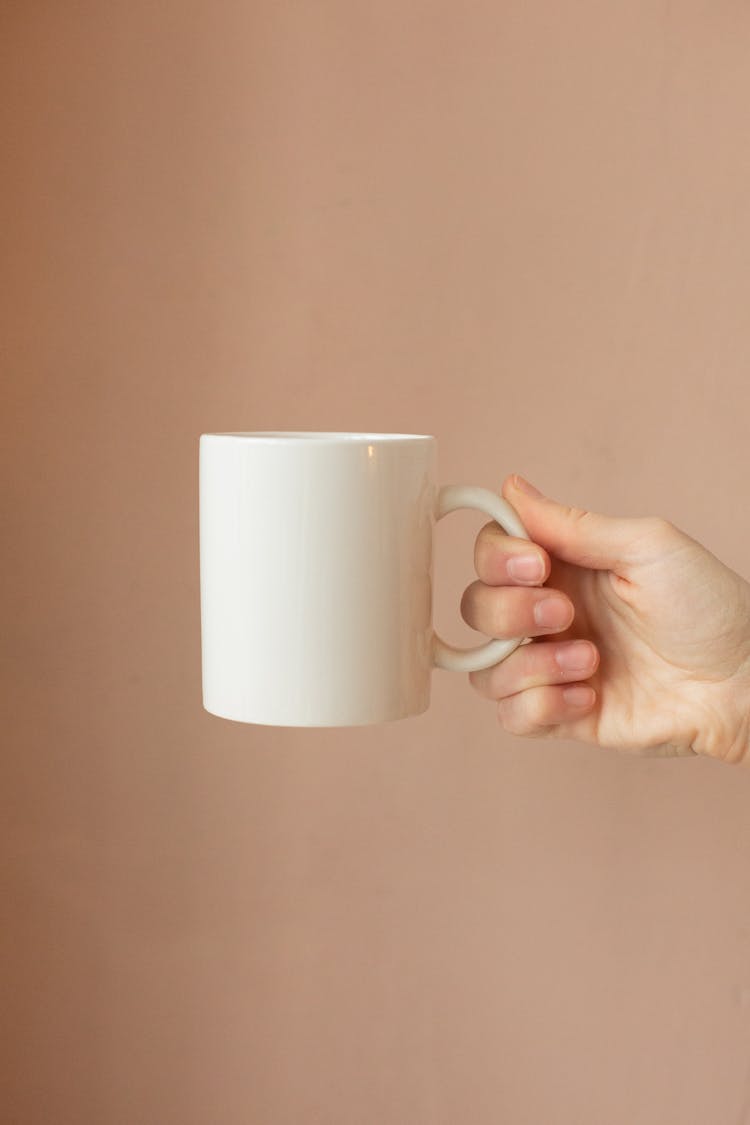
462 475 750 765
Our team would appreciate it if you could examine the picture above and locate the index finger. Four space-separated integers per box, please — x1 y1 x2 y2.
474 521 551 586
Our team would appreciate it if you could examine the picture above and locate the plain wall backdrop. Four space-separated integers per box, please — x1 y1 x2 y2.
3 3 750 1123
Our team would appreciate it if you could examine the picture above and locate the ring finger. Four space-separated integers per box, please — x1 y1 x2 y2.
469 638 599 700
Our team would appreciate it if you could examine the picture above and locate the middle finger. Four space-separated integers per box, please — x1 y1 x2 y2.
461 580 575 639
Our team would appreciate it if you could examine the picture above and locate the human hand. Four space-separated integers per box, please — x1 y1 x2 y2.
462 475 750 764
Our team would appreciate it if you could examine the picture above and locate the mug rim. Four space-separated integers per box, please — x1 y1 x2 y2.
200 431 434 443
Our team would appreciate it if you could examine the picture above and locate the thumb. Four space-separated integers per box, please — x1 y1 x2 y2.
502 475 646 573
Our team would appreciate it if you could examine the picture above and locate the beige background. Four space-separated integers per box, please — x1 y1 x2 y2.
3 3 750 1123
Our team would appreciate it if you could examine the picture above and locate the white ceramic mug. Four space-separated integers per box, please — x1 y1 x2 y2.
200 432 531 726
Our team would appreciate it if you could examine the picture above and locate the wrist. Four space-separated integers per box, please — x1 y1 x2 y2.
732 665 750 765
697 660 750 766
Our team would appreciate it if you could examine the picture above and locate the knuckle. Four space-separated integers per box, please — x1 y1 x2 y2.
462 583 514 637
460 582 478 624
474 521 504 575
634 515 689 559
567 505 592 525
498 692 535 736
643 515 674 539
497 702 523 735
478 519 502 540
467 668 486 694
525 690 548 728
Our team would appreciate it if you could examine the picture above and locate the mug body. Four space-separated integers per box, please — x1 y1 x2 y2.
199 432 437 726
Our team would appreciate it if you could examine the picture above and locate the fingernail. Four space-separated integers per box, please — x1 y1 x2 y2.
563 685 595 707
511 475 544 498
507 554 545 582
555 641 594 673
534 596 573 629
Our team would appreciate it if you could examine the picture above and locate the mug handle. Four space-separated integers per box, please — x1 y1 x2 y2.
432 484 534 674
